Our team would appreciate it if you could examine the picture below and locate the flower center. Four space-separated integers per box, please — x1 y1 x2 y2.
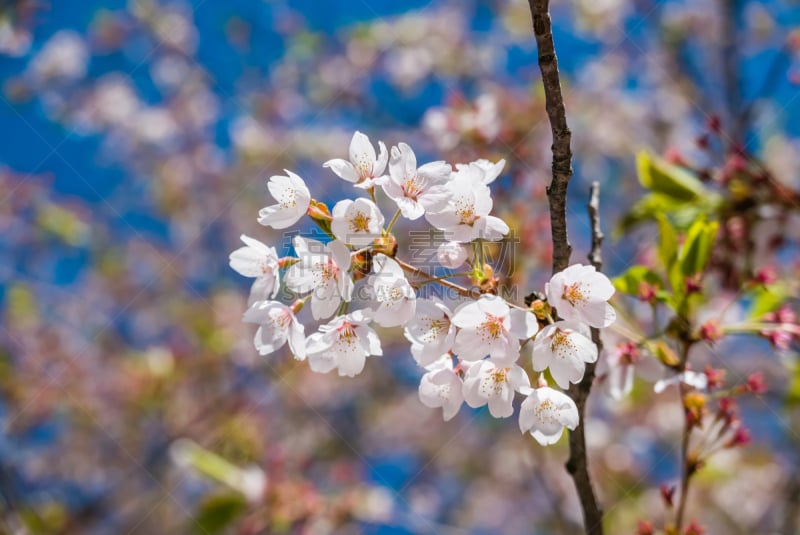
350 211 371 232
270 308 292 330
354 154 373 180
420 317 449 343
314 258 339 283
480 366 509 396
562 282 588 306
454 196 478 225
335 322 359 351
478 313 505 341
279 188 297 209
550 329 576 359
533 399 561 425
402 176 422 200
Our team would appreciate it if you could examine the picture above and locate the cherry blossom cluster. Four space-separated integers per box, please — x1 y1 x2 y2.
230 131 617 446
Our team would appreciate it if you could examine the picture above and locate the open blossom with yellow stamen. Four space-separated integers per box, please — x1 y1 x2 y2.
462 359 530 418
305 310 382 377
545 264 617 328
242 300 306 361
257 170 311 229
519 380 579 446
404 298 457 367
418 356 464 421
284 236 354 321
331 197 385 246
367 254 416 328
323 131 388 189
381 142 451 220
531 320 598 389
451 294 538 364
425 162 510 243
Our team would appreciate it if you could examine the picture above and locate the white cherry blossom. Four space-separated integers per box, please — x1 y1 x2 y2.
305 310 382 377
257 170 311 229
519 384 579 446
418 356 464 421
330 198 385 246
367 254 416 327
228 234 280 303
425 163 509 242
381 142 451 220
323 131 388 189
284 237 353 320
462 359 530 418
455 158 506 184
404 298 456 367
436 241 468 269
242 301 306 360
545 264 616 328
451 294 538 364
532 320 598 389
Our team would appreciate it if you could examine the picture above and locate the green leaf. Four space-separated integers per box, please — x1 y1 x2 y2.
786 360 800 407
749 283 791 319
656 214 677 268
193 492 247 534
613 266 664 297
636 151 706 201
679 219 719 276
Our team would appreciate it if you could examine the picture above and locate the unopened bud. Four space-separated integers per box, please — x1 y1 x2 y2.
307 199 332 222
684 519 706 535
660 484 675 507
699 320 723 344
529 299 551 321
371 235 397 257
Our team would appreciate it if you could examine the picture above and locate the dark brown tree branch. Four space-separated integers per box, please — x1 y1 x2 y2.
528 0 572 274
528 1 604 532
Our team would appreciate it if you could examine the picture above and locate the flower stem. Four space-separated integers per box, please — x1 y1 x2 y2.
385 209 402 235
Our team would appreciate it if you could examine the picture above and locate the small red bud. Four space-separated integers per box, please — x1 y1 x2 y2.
685 276 702 295
745 372 767 394
638 281 657 303
699 320 723 344
725 426 751 448
637 520 655 535
718 397 738 422
704 366 726 390
684 519 706 535
707 115 721 133
754 266 778 285
660 484 676 507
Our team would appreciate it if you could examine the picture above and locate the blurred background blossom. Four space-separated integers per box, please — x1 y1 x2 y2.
1 0 799 533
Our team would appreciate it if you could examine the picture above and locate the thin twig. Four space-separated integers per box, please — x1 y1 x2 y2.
394 258 476 298
564 183 605 535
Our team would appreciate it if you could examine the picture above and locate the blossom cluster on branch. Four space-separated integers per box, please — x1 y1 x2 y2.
230 131 617 446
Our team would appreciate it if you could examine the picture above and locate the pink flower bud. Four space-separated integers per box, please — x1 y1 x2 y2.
754 266 778 285
660 484 675 507
704 366 726 390
685 519 706 535
699 320 723 344
746 372 767 394
725 426 751 448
